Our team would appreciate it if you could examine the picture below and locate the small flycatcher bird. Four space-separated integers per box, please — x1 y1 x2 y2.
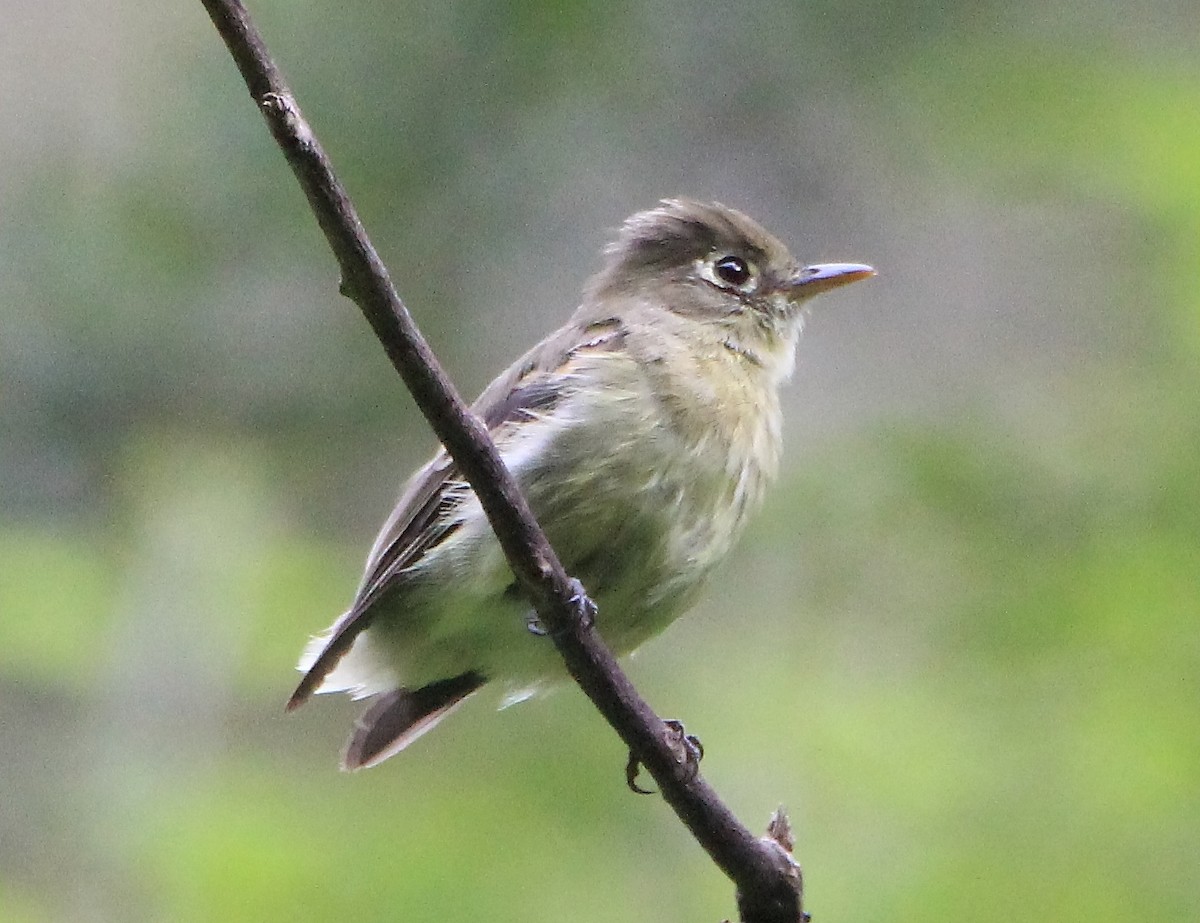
290 199 873 769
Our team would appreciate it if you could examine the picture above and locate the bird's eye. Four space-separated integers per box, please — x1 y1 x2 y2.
713 255 752 288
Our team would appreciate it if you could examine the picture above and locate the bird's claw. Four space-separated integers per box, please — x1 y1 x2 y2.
525 615 548 636
625 718 704 794
625 750 654 794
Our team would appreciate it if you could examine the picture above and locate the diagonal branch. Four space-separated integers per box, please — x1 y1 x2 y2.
198 2 805 920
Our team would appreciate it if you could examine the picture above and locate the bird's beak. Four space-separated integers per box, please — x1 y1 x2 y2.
790 262 875 297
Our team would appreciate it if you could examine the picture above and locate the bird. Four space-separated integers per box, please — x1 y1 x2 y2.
288 198 873 769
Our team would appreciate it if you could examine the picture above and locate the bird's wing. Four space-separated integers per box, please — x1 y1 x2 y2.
357 315 628 601
289 317 627 708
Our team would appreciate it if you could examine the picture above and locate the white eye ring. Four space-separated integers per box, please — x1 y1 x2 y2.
698 254 758 293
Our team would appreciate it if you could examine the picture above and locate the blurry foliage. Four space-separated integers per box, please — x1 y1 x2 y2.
1 0 1199 921
886 41 1200 358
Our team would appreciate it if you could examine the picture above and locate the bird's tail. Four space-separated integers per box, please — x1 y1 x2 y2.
342 671 487 770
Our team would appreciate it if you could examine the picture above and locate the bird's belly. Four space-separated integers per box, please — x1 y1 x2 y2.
368 382 772 690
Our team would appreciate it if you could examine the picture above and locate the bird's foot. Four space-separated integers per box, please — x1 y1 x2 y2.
625 718 705 795
567 577 597 630
526 578 597 637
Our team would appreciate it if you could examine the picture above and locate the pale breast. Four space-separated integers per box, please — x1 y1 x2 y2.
507 338 782 650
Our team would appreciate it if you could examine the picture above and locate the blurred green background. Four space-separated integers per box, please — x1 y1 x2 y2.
2 1 1198 920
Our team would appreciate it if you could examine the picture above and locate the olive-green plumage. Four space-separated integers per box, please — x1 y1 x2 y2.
290 199 873 768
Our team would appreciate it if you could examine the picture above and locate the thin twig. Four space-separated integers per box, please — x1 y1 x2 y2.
198 2 805 919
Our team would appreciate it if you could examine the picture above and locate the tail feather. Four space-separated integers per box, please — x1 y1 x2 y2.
342 671 487 771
